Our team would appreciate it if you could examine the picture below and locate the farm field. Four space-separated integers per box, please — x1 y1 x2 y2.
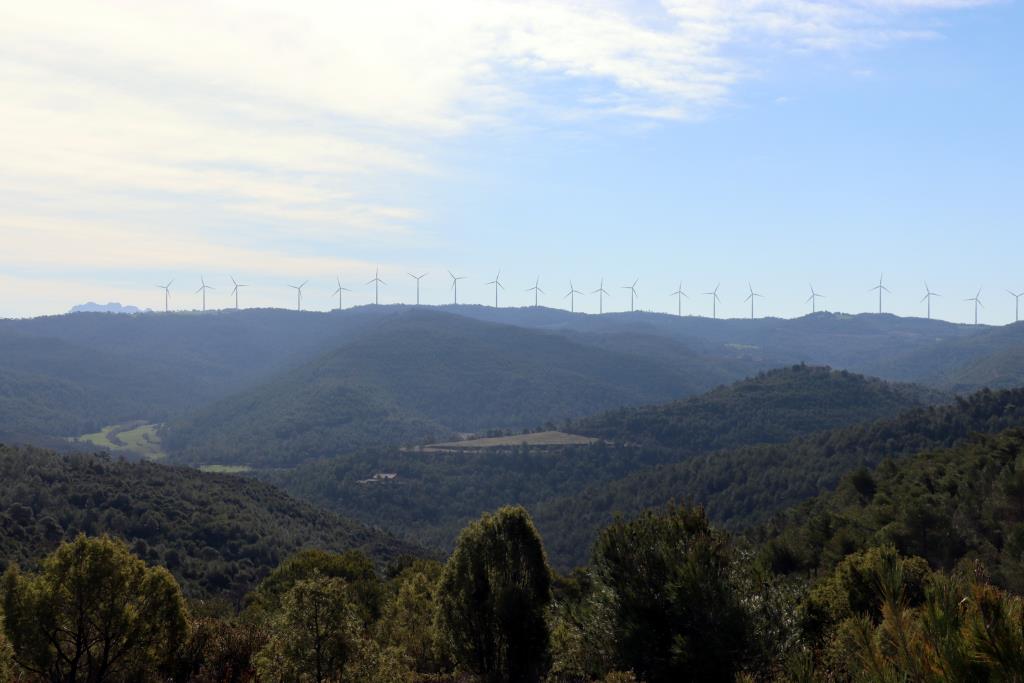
422 430 598 452
76 422 166 461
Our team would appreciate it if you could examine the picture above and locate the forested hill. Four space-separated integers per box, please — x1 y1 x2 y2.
763 428 1024 593
163 310 739 468
532 386 1024 568
0 445 421 599
267 367 950 563
569 364 944 450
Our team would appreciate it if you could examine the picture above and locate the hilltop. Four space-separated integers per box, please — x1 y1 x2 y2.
0 444 421 600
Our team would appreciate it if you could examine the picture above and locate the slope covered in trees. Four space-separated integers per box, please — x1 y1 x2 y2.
762 428 1024 593
270 367 945 561
533 386 1024 568
570 364 943 449
0 445 420 600
164 310 741 467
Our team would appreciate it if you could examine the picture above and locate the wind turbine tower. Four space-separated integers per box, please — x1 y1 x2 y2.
670 282 688 316
195 276 214 312
367 268 386 305
920 282 940 320
288 281 308 311
156 279 173 313
485 271 504 308
408 273 427 305
229 276 248 310
744 282 764 320
1009 290 1023 323
526 276 544 308
870 274 891 314
965 288 983 325
592 279 610 314
806 284 824 314
333 276 351 310
703 284 722 319
621 279 639 312
564 281 584 313
448 271 467 304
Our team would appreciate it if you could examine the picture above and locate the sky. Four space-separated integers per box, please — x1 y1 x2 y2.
1 0 1022 323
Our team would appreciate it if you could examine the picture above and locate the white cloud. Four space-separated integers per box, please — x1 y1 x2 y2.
0 0 998 301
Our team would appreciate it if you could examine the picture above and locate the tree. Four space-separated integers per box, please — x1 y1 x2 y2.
255 573 362 683
436 506 553 683
1 534 187 682
0 615 14 683
377 560 444 672
591 505 751 682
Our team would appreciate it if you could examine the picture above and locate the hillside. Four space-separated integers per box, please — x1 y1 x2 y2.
570 364 943 449
164 310 741 467
0 445 421 600
268 366 940 557
762 428 1024 593
532 386 1024 568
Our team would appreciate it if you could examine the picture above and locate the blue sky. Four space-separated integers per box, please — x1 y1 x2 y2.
1 0 1022 322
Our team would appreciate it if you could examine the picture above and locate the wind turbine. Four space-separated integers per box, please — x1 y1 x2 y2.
592 278 610 314
229 276 247 310
288 281 308 311
526 276 544 307
1009 290 1023 323
744 282 764 320
195 276 214 312
564 281 584 313
670 282 688 316
448 271 467 304
621 279 639 312
155 279 173 312
920 282 941 320
485 271 504 308
703 284 721 319
965 288 983 325
366 268 386 305
332 276 351 310
408 273 427 305
870 274 891 314
806 284 824 314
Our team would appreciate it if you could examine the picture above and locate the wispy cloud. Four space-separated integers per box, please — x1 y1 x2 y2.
0 0 998 305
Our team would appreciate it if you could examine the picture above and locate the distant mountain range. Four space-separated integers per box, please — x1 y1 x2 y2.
1 306 1023 468
68 301 147 314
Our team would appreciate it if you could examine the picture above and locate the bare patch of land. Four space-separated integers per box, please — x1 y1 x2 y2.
420 430 598 453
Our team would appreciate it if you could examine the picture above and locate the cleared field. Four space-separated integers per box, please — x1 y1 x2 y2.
77 423 166 461
422 430 598 452
199 464 253 474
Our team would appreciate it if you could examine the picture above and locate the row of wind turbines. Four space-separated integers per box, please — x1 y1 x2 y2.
154 272 1024 324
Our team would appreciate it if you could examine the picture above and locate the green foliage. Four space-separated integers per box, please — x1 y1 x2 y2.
165 310 732 468
377 560 445 673
246 548 385 625
0 614 13 683
170 615 265 683
591 505 752 682
437 506 553 683
766 428 1024 592
533 386 1024 568
1 534 187 682
572 364 941 449
273 366 955 570
255 574 363 683
0 445 418 600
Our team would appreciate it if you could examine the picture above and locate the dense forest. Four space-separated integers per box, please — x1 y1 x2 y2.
272 382 1024 569
0 445 418 600
535 385 1024 568
163 310 737 468
569 364 943 449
